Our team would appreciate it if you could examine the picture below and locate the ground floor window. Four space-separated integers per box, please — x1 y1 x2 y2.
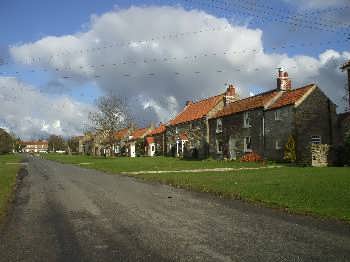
275 139 282 150
244 137 252 152
216 139 223 153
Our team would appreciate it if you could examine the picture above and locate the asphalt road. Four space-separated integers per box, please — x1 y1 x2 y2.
1 156 350 262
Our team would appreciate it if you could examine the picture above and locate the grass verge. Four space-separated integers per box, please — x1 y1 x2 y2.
43 154 350 222
0 154 22 222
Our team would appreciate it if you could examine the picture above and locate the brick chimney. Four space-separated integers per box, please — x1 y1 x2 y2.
277 68 292 91
224 84 239 106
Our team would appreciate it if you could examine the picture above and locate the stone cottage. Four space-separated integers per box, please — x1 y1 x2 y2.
145 124 166 157
114 127 131 156
166 85 239 158
208 69 338 165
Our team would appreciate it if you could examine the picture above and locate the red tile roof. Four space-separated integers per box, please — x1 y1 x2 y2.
145 137 155 144
179 133 188 141
114 128 129 140
214 90 278 118
214 84 315 118
130 127 149 140
169 94 224 126
268 84 314 110
148 124 166 136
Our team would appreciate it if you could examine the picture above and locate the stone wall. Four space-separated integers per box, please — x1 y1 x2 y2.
294 88 337 164
311 144 330 167
166 119 208 159
209 109 264 160
264 105 294 161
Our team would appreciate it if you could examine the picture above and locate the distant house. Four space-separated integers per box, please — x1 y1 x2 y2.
22 140 48 153
127 127 152 157
166 85 239 158
209 69 338 165
145 124 166 157
114 127 131 156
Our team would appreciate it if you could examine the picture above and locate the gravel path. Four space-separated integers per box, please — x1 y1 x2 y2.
0 155 349 262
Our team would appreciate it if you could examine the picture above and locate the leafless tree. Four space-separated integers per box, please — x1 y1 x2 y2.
88 92 132 155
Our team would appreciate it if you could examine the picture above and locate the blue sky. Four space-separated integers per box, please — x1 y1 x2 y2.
0 0 349 138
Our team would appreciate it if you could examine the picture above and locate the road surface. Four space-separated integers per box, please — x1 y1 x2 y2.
0 156 350 261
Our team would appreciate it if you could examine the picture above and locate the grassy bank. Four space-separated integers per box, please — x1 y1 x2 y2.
43 154 266 172
44 154 350 221
0 154 22 220
134 167 350 221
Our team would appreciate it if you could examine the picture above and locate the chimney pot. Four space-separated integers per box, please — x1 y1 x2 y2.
277 68 292 91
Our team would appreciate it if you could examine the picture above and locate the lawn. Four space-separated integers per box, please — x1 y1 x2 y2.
43 154 266 172
0 154 22 221
44 154 350 221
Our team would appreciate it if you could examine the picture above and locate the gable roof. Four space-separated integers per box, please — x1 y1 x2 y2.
130 127 150 140
148 124 166 136
213 84 315 119
169 94 224 126
268 84 315 110
115 128 129 140
214 90 278 118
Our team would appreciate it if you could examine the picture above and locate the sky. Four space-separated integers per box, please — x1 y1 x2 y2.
0 0 349 139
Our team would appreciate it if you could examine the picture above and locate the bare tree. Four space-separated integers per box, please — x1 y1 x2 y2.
88 92 132 155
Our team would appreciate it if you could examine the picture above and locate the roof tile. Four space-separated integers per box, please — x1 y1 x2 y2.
268 84 314 110
169 95 223 125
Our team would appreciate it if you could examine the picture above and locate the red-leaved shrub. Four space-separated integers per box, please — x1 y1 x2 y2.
240 152 263 162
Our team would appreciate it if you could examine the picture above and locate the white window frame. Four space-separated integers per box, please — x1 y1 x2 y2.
311 135 322 144
275 140 282 150
243 112 251 128
274 110 282 121
244 137 252 152
216 118 223 133
175 127 178 134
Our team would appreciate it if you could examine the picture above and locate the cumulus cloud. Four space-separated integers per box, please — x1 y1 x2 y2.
0 77 94 139
8 6 350 128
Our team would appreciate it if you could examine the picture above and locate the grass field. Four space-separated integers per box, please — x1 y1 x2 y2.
0 154 21 221
44 154 350 221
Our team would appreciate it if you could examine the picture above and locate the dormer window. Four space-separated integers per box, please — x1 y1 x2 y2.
216 118 222 133
243 112 251 128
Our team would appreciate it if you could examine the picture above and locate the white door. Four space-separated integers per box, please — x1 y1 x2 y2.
130 142 136 157
229 136 237 160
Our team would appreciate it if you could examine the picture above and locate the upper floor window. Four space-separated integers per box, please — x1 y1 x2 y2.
175 127 178 134
216 118 223 133
274 110 282 121
243 112 251 128
311 136 322 144
244 136 252 152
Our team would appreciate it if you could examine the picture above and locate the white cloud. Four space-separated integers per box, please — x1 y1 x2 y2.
8 6 350 129
0 77 94 139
